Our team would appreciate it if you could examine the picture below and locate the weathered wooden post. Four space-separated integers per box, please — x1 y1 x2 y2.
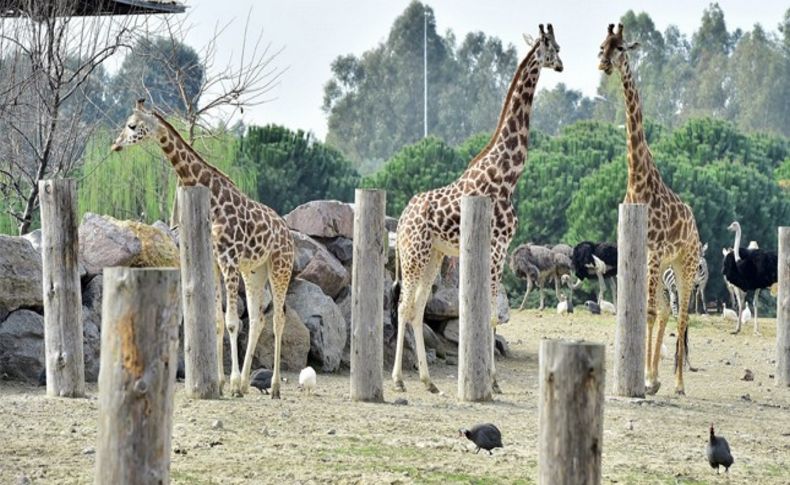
613 203 647 397
777 227 790 387
39 179 84 398
539 340 605 485
95 267 181 485
350 189 386 402
458 195 492 402
177 186 220 399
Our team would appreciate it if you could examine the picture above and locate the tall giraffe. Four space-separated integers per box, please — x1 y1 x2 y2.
599 24 701 395
392 24 563 393
111 100 294 398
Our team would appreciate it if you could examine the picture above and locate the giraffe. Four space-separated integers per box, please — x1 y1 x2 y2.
111 100 294 398
392 24 563 393
599 24 701 395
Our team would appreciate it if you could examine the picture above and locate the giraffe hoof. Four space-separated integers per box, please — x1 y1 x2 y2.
675 388 686 396
425 382 440 394
231 389 244 398
394 380 406 393
645 382 661 395
271 387 281 400
492 380 502 394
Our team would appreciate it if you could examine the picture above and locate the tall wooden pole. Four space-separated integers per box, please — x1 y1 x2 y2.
178 186 220 398
350 189 386 402
39 179 84 398
95 268 181 485
539 340 605 485
613 203 647 397
777 227 790 387
458 195 492 402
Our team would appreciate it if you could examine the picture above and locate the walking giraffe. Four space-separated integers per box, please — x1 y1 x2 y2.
392 24 563 393
111 100 294 398
599 24 701 395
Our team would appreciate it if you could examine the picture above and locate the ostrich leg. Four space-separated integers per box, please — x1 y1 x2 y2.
752 289 761 335
519 277 533 311
596 270 606 303
731 289 745 334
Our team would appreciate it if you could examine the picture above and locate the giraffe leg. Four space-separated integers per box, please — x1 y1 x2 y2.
644 254 662 394
220 266 243 397
651 279 671 390
411 249 444 393
268 258 291 399
392 279 414 392
673 253 696 395
239 263 270 393
519 277 532 311
753 289 761 335
490 246 507 394
213 261 225 392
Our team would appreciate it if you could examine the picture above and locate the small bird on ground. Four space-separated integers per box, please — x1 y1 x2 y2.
250 368 273 394
556 294 568 315
298 366 317 395
722 303 738 323
584 300 601 315
599 299 616 315
706 424 734 473
459 423 503 455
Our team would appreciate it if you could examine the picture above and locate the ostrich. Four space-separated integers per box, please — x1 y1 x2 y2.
510 243 566 310
721 221 778 335
571 241 617 304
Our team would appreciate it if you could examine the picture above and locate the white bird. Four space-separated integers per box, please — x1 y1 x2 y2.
556 294 568 315
722 303 738 323
740 302 752 325
599 299 616 315
298 366 317 395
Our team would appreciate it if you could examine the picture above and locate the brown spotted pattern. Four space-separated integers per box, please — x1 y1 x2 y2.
392 25 563 394
599 24 701 395
112 101 294 399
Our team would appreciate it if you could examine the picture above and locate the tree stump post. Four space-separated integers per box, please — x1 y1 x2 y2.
178 186 220 399
613 203 647 397
39 179 84 398
350 189 386 402
539 340 605 485
95 268 181 485
777 227 790 387
458 195 492 402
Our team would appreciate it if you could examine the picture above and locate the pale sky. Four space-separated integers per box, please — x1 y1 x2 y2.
172 1 788 140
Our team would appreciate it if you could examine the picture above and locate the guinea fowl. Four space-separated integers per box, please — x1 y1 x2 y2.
584 300 601 315
250 368 274 394
459 423 503 455
706 425 734 473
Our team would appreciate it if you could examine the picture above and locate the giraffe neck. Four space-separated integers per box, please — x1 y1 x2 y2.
619 59 659 193
465 46 541 188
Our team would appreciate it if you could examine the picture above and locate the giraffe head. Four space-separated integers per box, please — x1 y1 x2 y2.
598 23 640 75
111 99 163 152
528 24 563 72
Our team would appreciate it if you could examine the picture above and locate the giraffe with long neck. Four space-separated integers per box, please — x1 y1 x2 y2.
111 100 295 398
599 24 701 395
392 24 563 393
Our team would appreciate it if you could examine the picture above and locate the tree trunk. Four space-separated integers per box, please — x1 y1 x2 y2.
178 186 220 399
94 267 181 485
350 189 386 402
457 196 492 402
39 179 84 398
613 203 647 397
539 340 605 485
777 227 790 387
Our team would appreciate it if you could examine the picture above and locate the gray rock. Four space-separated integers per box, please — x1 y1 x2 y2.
254 305 311 372
286 279 347 372
79 212 142 274
298 248 349 299
425 287 459 320
383 314 418 371
495 334 509 358
285 200 354 239
385 216 399 233
443 319 459 344
21 229 42 253
152 220 178 246
322 237 354 264
422 323 441 353
497 287 510 324
0 309 44 381
291 231 325 274
81 277 103 381
0 236 43 318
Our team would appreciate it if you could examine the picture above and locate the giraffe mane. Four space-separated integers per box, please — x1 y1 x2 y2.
466 41 539 168
151 111 239 188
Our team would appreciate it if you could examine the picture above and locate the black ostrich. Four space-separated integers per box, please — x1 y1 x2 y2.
571 241 618 304
721 221 778 335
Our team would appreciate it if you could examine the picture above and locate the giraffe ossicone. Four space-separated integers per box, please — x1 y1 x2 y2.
391 24 563 394
112 100 295 399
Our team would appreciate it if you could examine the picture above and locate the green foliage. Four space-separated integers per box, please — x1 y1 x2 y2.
237 125 360 214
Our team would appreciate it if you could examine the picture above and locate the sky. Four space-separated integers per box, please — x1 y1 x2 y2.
172 1 789 140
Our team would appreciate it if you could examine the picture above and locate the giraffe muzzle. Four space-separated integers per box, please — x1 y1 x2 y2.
110 143 123 152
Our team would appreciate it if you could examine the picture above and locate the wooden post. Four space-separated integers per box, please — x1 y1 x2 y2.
777 227 790 387
539 340 605 485
613 203 647 397
39 179 84 398
350 189 386 402
95 268 181 485
177 186 220 399
458 195 492 402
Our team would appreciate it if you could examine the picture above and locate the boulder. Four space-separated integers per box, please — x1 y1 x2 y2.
0 310 44 381
81 276 104 381
383 314 418 371
0 236 43 319
21 229 42 253
497 287 511 324
297 248 349 299
285 200 354 239
285 279 346 372
291 231 325 274
254 306 310 372
322 237 353 264
425 287 459 320
495 334 509 358
442 318 459 344
79 213 179 275
152 220 178 246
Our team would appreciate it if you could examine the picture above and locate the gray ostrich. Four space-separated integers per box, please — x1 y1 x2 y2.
510 243 571 310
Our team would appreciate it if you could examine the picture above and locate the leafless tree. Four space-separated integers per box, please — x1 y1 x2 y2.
0 0 148 234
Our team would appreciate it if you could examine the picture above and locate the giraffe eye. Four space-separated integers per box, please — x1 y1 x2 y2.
128 124 137 130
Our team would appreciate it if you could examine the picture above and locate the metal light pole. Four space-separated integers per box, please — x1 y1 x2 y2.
423 8 428 138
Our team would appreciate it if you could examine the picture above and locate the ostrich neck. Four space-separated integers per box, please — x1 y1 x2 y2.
733 226 742 262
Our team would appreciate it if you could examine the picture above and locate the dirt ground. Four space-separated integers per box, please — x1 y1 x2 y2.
2 310 789 484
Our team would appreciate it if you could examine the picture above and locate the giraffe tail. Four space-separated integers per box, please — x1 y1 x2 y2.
390 244 401 329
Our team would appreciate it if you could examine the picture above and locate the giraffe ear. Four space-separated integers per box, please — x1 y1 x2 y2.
134 98 146 111
522 33 535 47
